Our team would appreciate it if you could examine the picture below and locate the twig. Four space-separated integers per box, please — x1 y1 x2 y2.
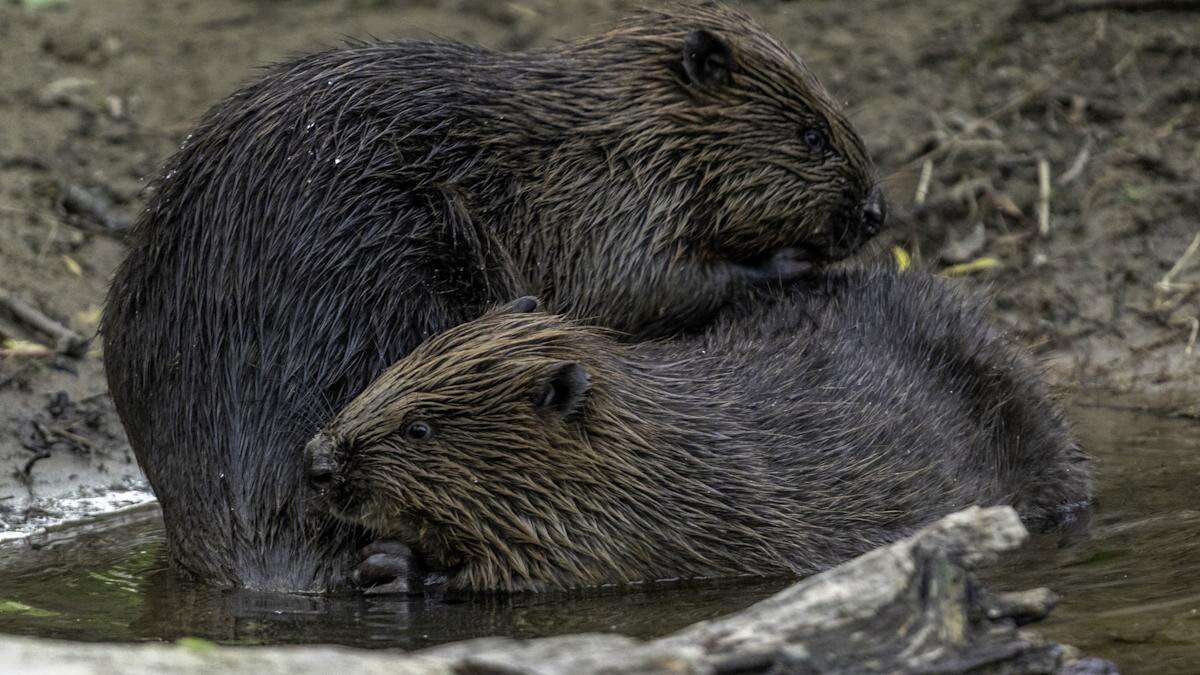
914 160 933 206
20 450 51 483
1186 317 1199 356
37 215 60 264
0 345 55 359
1059 139 1093 185
1037 159 1052 237
0 287 88 357
46 426 95 451
1157 231 1200 293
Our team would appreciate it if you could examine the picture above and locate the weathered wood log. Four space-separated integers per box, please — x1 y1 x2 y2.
0 506 1115 674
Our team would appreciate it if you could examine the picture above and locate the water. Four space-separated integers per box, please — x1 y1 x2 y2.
986 401 1200 674
0 514 784 648
0 402 1195 673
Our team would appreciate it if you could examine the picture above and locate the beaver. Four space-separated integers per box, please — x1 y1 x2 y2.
100 1 884 590
306 270 1091 593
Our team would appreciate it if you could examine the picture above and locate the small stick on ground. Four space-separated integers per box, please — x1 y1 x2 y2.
37 215 60 264
0 287 88 357
1037 159 1052 237
19 450 51 485
915 159 933 206
1186 317 1198 356
1157 230 1200 293
46 426 95 451
0 345 55 359
1059 139 1092 185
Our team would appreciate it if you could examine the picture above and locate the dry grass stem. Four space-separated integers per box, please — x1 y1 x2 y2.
915 159 933 205
1157 230 1200 293
1037 159 1052 237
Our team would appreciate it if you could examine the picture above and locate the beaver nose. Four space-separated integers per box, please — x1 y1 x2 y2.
861 187 887 236
305 435 337 490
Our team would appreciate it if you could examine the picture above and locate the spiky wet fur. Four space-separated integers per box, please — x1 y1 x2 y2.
101 2 878 590
317 269 1092 592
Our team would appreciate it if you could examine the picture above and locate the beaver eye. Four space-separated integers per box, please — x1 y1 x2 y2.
802 128 827 153
405 421 433 441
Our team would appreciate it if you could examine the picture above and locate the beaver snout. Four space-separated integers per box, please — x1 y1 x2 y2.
305 434 337 491
861 187 887 236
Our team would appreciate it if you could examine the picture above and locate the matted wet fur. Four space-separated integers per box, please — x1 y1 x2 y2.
309 269 1092 592
101 1 882 590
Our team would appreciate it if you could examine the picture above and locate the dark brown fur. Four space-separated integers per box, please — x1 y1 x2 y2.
310 269 1092 593
101 2 882 590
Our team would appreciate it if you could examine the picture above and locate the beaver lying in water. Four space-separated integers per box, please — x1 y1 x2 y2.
101 1 883 590
307 269 1092 592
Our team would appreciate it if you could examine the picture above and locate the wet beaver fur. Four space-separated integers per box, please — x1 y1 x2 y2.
307 269 1092 593
101 2 884 590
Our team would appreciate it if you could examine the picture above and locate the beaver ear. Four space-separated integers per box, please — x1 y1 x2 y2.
533 362 590 418
496 296 539 315
682 30 736 88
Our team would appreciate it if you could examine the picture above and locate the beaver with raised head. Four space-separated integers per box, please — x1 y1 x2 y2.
307 270 1091 593
101 1 884 590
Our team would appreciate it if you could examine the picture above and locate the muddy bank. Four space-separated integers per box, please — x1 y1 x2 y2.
0 361 147 540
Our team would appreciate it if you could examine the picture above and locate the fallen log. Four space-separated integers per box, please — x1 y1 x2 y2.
0 506 1115 674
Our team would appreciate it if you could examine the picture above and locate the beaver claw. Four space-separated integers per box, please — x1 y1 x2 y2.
353 539 422 595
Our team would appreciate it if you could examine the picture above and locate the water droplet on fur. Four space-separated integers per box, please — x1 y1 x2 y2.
305 121 316 131
333 157 342 165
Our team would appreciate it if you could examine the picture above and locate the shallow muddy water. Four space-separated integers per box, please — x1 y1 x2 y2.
0 402 1195 673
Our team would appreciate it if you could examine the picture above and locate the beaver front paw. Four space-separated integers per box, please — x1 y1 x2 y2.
736 248 816 283
353 539 422 595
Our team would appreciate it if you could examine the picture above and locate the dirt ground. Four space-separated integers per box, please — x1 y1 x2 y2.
1 0 1198 512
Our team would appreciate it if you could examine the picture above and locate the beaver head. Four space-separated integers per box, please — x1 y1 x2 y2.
305 297 792 591
507 1 884 273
